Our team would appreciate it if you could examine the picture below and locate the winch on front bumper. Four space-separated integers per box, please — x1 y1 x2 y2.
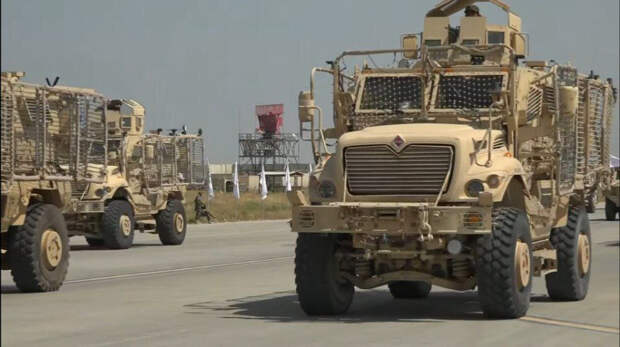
290 200 492 236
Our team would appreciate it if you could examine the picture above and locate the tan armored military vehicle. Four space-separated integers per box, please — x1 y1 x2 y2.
1 72 107 291
289 0 617 318
64 99 206 249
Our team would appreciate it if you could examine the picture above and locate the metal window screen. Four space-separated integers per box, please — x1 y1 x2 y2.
190 138 205 184
160 138 176 186
557 108 577 193
176 137 191 184
359 76 422 111
143 136 160 187
75 95 106 180
435 75 503 109
1 81 15 184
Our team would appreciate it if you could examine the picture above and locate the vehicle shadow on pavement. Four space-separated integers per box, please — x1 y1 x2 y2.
184 289 491 322
590 218 619 222
0 285 22 294
70 243 163 251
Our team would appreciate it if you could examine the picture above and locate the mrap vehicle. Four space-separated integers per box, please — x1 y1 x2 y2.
288 0 617 318
64 99 206 249
1 72 107 292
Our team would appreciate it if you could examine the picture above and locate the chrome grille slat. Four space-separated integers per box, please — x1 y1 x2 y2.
345 144 453 196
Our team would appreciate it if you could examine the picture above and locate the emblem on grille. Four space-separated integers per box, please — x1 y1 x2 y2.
391 135 406 151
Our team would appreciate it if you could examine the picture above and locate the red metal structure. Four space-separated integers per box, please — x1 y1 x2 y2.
256 104 284 135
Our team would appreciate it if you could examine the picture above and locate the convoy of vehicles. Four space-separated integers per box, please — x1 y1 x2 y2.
0 1 616 324
1 74 206 291
289 0 617 318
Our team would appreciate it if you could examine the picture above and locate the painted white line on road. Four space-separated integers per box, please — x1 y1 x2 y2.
188 219 290 227
65 256 294 284
91 329 191 347
521 316 620 335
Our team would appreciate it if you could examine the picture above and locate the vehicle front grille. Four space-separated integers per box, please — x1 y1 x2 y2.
344 144 453 196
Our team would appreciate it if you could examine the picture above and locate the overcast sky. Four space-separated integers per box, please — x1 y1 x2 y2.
2 0 618 163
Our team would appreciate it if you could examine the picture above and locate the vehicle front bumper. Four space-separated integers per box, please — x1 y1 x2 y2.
290 202 492 235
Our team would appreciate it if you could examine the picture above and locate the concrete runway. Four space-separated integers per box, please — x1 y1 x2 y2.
2 209 618 347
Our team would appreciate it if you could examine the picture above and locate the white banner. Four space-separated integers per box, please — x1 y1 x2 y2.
260 163 268 200
207 160 215 200
284 160 292 192
233 161 240 200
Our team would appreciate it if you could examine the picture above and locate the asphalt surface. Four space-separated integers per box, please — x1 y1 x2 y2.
1 209 619 347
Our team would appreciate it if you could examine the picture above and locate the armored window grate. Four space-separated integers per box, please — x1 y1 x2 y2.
526 87 543 121
585 84 607 186
161 141 176 185
359 76 422 111
542 86 556 113
493 136 505 150
190 138 205 184
1 82 14 183
435 75 503 109
575 78 587 175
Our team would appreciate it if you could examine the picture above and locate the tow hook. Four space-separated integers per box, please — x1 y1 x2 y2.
418 205 433 241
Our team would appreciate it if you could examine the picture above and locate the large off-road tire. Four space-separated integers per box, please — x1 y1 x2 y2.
295 233 354 315
156 200 186 245
388 281 432 299
476 208 533 319
101 200 135 249
85 237 104 247
8 203 69 292
545 207 591 301
605 198 618 221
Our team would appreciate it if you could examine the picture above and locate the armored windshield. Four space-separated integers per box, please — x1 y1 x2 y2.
435 75 503 109
359 76 423 111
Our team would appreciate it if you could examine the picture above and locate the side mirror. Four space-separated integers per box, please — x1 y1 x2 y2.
298 91 315 122
145 144 155 160
401 34 419 59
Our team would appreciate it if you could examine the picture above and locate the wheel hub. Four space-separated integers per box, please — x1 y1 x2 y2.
578 234 590 276
174 213 184 233
515 240 531 289
119 215 132 236
41 229 62 269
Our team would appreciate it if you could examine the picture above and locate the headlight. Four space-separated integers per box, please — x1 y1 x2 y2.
486 174 501 188
319 181 336 198
95 187 111 197
465 179 485 197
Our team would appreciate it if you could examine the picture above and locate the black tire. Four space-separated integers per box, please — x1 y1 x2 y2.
605 198 617 221
295 233 354 315
545 207 591 301
156 200 186 245
8 203 69 292
101 200 134 249
85 237 105 247
476 208 533 319
388 281 432 299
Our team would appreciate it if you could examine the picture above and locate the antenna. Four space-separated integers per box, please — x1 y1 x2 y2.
45 76 59 87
